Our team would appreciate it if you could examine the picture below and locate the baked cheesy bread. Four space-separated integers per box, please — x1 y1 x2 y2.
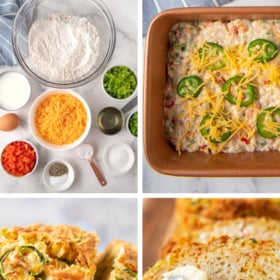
0 224 99 280
144 235 280 280
95 240 137 280
161 216 280 258
174 198 280 236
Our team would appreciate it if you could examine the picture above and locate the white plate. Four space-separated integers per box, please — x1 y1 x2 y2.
42 159 75 192
103 143 135 174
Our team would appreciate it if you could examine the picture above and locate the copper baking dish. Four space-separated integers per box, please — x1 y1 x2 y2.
144 7 280 177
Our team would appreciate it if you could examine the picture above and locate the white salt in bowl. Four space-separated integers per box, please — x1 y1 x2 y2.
13 0 115 88
103 143 135 174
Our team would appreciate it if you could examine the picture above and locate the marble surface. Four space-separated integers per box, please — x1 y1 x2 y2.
0 0 138 193
0 198 137 251
143 0 280 193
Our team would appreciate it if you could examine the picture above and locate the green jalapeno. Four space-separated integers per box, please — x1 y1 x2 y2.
173 42 187 52
177 75 203 98
198 42 226 70
257 107 280 138
0 246 45 279
222 75 255 107
200 113 232 144
248 39 278 63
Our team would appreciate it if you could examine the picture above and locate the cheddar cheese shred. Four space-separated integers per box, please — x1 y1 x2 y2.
35 93 87 145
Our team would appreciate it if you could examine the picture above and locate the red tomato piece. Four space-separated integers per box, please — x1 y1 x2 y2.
1 141 37 177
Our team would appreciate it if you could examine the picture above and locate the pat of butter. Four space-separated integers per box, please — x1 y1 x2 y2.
162 265 208 280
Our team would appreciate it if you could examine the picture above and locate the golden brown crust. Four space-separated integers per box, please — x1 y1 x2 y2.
96 240 137 280
175 198 280 235
0 224 99 280
161 216 280 258
45 266 91 280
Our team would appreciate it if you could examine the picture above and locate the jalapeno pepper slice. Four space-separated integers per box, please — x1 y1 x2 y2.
200 113 232 144
248 39 278 63
173 42 187 52
257 107 280 138
0 246 45 279
177 75 203 98
198 42 226 70
222 75 255 107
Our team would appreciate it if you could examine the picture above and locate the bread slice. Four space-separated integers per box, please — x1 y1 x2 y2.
175 198 280 236
144 235 280 280
161 216 280 257
95 240 137 280
0 224 99 280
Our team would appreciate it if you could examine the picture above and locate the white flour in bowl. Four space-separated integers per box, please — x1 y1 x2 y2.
28 14 100 83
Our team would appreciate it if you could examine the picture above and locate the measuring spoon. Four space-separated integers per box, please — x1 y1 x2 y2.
77 144 107 186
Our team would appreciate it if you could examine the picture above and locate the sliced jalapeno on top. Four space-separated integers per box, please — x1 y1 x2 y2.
200 113 233 144
177 75 203 98
222 75 255 107
257 107 280 138
198 42 226 70
248 39 278 63
0 246 45 279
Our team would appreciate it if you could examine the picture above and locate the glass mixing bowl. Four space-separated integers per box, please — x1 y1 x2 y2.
12 0 115 88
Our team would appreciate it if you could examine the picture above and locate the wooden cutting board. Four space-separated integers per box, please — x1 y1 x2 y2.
143 198 176 273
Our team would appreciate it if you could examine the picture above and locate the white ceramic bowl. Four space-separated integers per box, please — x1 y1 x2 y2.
103 142 135 174
29 90 91 151
126 109 138 138
1 140 38 178
102 65 137 102
42 159 75 192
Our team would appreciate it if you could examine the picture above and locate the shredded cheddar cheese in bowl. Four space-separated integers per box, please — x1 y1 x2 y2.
29 90 91 150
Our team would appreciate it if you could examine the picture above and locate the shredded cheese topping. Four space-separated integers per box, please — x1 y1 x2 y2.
35 93 87 145
165 20 280 154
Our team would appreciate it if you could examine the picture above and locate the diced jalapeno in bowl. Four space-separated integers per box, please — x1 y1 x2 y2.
103 65 137 100
127 111 138 137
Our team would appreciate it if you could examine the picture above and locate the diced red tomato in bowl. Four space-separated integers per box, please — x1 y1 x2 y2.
1 140 38 177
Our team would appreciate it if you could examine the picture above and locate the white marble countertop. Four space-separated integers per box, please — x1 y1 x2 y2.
143 0 280 193
0 0 138 193
0 198 137 251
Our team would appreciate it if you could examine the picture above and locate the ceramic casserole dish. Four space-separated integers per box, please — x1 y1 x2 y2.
144 7 280 177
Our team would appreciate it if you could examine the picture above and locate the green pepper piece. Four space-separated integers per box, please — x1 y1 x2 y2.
123 269 138 277
173 42 187 52
222 75 255 107
128 112 138 137
177 75 203 98
248 39 278 63
198 42 226 70
200 114 232 143
0 246 45 279
257 107 280 138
